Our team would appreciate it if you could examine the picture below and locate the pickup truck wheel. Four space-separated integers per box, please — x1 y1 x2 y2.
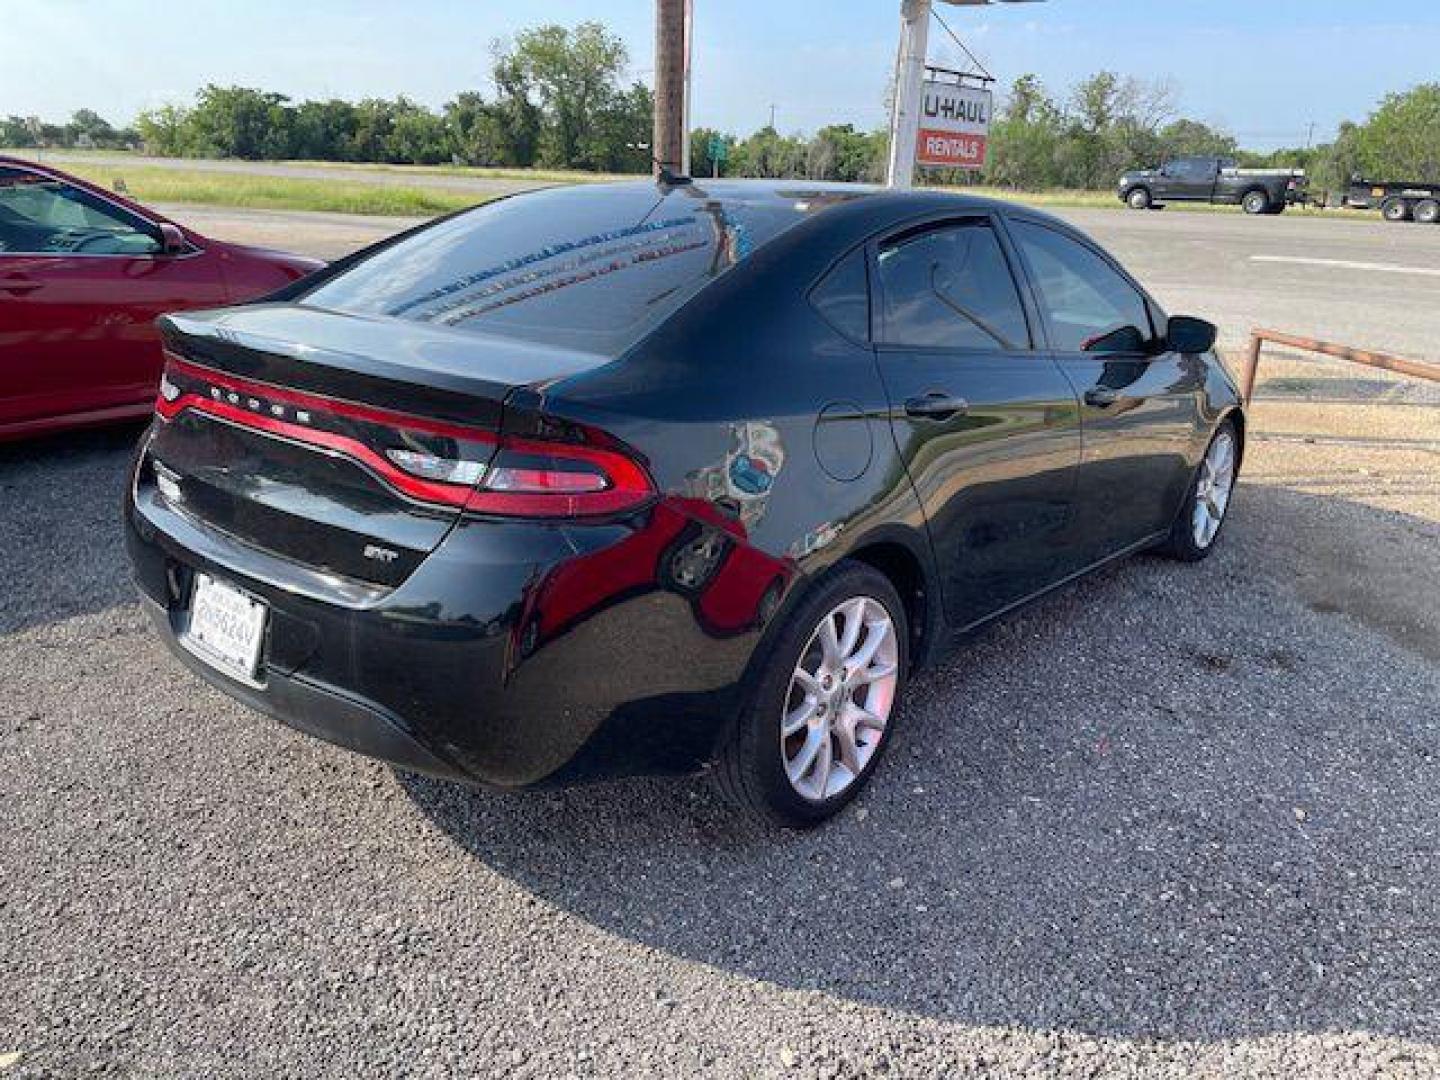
1382 197 1411 223
1414 199 1440 225
1242 190 1270 215
1126 187 1152 210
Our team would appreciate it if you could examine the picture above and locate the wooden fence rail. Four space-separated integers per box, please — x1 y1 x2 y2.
1241 329 1440 403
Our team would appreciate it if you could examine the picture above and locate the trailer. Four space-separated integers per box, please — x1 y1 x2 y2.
1343 178 1440 224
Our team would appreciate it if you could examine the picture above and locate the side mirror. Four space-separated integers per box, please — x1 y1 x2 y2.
157 222 188 256
1166 315 1217 354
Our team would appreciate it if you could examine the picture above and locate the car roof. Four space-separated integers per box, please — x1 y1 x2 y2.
490 177 1075 249
555 176 1056 217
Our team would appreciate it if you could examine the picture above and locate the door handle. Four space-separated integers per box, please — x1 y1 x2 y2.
0 276 42 296
1084 386 1119 408
903 392 969 420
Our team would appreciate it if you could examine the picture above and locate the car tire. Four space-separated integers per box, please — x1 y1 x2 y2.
1382 197 1411 223
1156 419 1240 563
1126 187 1152 210
1242 190 1270 215
1414 199 1440 225
713 561 909 828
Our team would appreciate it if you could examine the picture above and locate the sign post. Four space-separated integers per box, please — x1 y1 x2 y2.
708 134 728 177
884 0 932 190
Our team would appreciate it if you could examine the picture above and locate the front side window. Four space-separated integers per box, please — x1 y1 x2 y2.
0 168 161 256
1010 220 1153 353
875 218 1029 351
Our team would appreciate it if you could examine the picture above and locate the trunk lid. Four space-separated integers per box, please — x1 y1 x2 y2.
145 304 608 589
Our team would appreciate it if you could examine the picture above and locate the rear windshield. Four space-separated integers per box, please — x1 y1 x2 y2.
301 184 862 354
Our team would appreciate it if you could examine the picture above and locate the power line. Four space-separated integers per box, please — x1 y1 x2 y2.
930 6 992 81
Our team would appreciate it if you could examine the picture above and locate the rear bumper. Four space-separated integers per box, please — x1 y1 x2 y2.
125 454 793 789
139 596 472 782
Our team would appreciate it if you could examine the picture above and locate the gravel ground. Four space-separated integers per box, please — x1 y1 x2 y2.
1 419 1437 1078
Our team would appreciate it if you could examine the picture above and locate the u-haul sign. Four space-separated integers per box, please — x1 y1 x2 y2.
916 81 992 169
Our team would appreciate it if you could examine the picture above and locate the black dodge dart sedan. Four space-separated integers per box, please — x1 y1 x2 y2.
125 179 1243 826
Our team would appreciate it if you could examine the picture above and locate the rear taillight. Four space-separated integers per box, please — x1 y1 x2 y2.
155 354 654 518
466 437 654 518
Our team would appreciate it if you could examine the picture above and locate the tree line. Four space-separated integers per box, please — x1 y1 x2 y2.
3 19 1435 192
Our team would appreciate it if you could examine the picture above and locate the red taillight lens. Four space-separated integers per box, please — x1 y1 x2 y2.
465 437 654 518
155 355 655 519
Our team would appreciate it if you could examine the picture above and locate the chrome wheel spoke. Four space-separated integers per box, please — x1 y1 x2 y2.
846 618 890 673
783 698 816 738
851 659 897 687
836 598 865 659
811 733 834 798
818 613 844 666
834 719 862 776
787 727 826 785
848 701 887 733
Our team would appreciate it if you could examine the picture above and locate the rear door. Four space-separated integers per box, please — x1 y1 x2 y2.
0 165 226 427
1006 215 1204 567
870 214 1082 629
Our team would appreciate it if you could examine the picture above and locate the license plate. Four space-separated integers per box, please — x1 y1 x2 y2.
182 573 268 684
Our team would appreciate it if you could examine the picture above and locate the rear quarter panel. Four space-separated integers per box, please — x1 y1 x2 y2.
515 211 937 695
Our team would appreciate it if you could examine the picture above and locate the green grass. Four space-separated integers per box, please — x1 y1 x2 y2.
58 163 491 216
277 158 630 184
24 148 624 186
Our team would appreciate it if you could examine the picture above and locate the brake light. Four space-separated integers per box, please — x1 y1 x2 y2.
154 355 655 518
466 437 654 518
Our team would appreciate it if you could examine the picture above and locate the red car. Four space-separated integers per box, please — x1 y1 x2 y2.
0 156 323 440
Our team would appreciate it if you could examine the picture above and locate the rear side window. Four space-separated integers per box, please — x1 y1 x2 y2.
1010 220 1153 352
875 219 1029 351
301 184 862 354
809 248 869 342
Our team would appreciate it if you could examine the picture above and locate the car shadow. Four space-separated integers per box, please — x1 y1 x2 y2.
0 423 147 636
401 480 1440 1044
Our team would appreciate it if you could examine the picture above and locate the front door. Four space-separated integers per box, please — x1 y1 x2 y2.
871 215 1082 629
0 166 226 428
1171 158 1214 200
1006 216 1205 566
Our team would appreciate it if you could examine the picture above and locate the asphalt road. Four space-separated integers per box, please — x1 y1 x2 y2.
157 197 1440 364
2 200 1439 1077
1066 207 1440 365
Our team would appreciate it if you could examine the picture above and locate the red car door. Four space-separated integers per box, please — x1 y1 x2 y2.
0 166 227 431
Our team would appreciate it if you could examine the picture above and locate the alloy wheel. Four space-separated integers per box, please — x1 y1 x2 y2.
1192 430 1237 549
781 596 899 802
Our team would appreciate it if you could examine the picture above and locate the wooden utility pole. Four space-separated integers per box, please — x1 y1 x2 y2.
653 0 688 177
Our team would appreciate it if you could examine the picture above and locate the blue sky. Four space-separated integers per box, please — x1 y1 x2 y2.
2 1 1435 150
